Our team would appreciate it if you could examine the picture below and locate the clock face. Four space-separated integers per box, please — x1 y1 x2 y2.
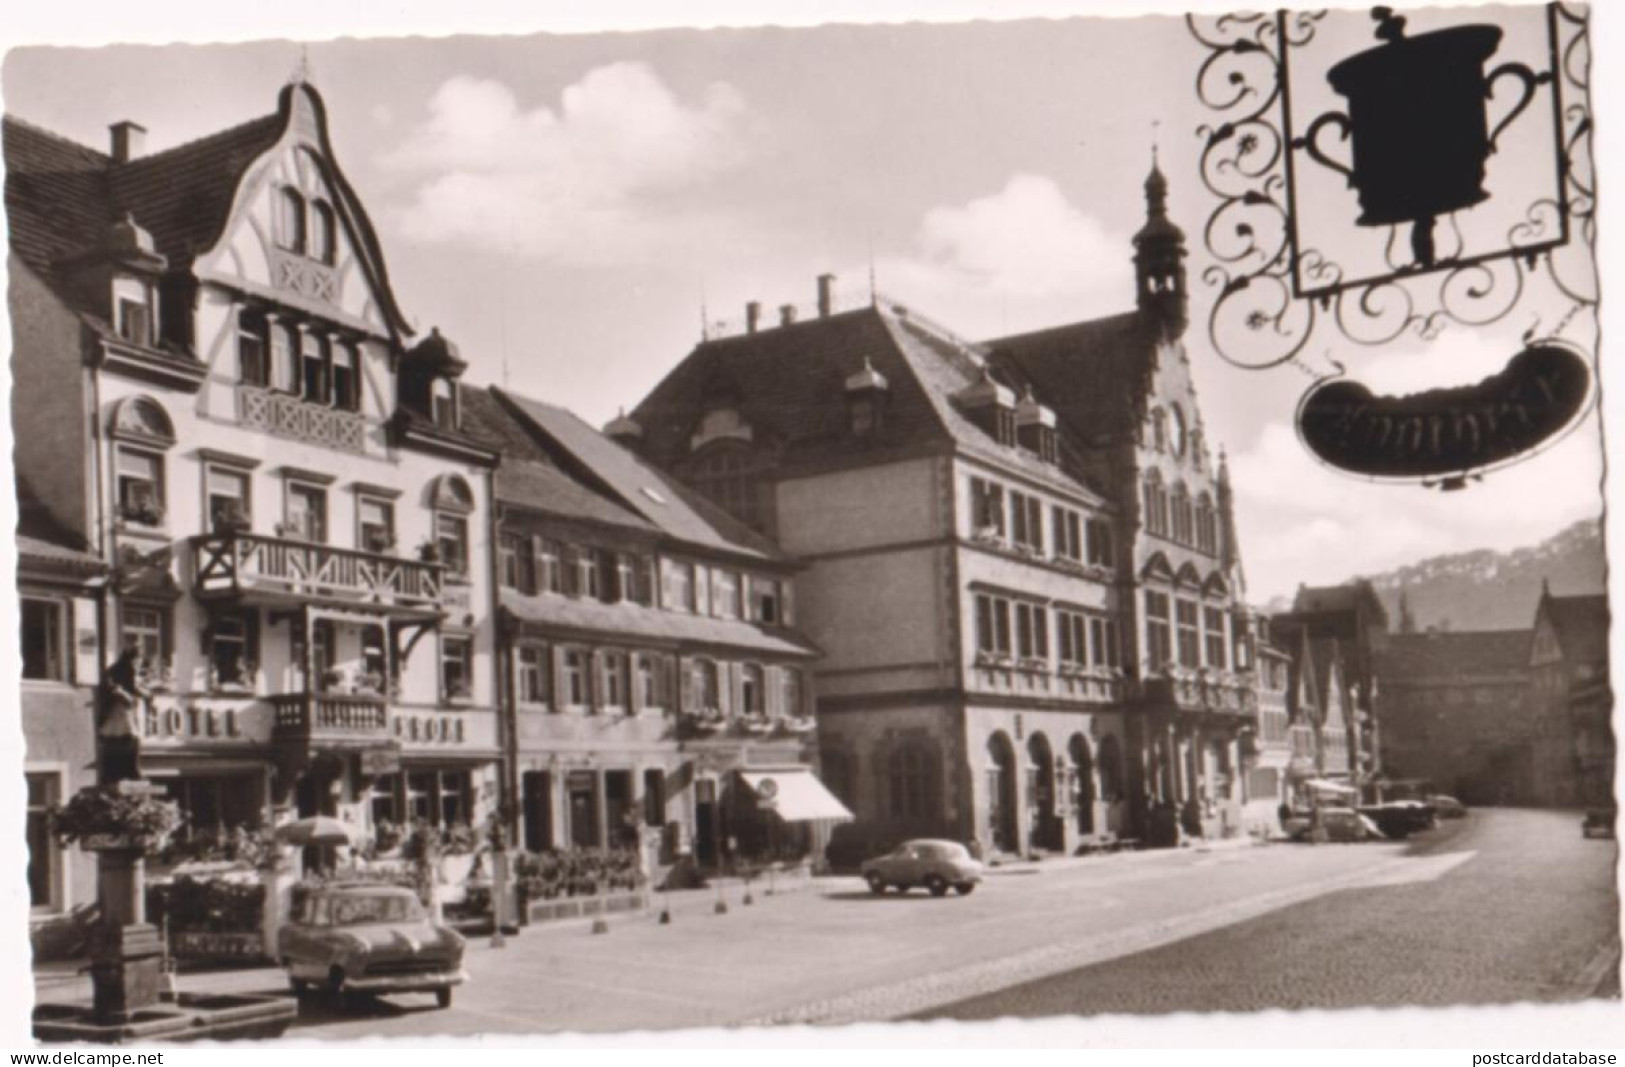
1170 404 1188 458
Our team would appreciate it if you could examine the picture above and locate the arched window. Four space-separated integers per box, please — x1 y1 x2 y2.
888 741 938 821
311 200 336 265
279 188 307 254
1150 408 1168 452
429 474 474 578
1171 483 1193 544
1142 471 1169 537
1195 492 1216 553
109 397 175 528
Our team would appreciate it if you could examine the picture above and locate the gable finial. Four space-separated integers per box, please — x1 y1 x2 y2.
290 44 314 86
1151 118 1160 167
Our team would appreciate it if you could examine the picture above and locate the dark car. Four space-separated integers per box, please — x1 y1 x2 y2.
1583 808 1616 839
1359 801 1434 839
278 884 466 1008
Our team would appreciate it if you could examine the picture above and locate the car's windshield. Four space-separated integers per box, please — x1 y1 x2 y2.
322 893 424 926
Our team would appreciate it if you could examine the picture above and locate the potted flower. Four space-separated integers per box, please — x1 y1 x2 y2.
51 783 180 855
212 500 251 535
118 499 165 527
417 541 441 564
365 529 396 555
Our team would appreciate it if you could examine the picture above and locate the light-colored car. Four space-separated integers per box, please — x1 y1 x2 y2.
277 884 467 1008
1428 794 1468 819
860 839 983 897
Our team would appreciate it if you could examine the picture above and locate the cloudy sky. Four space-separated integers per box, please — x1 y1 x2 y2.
2 2 1603 601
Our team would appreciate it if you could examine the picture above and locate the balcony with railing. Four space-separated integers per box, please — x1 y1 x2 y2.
270 691 390 745
237 385 365 453
192 532 444 610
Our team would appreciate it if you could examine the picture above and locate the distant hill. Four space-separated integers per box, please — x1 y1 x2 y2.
1265 518 1607 632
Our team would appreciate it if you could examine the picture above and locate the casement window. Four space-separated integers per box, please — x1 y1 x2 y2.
359 498 395 554
431 378 457 431
115 447 164 525
311 200 336 265
690 658 719 710
751 577 781 624
441 635 473 701
1057 609 1089 666
1143 474 1169 536
206 610 256 688
970 478 1006 538
206 467 252 533
1196 494 1217 554
300 331 330 405
237 314 268 386
579 548 606 600
1171 485 1193 544
1086 519 1115 567
330 343 359 412
563 649 589 706
20 599 66 682
1176 598 1201 668
117 295 151 347
974 593 1013 657
436 513 469 578
601 651 629 710
499 532 525 590
637 654 665 709
517 644 549 705
121 604 167 673
279 188 307 253
740 664 765 715
712 570 740 619
1204 606 1229 670
1053 506 1084 562
666 560 696 613
781 667 804 718
286 483 327 543
26 771 60 909
1090 616 1120 669
616 554 638 604
1145 590 1173 670
1009 491 1044 553
538 540 563 594
1014 601 1049 661
311 619 336 682
361 625 387 685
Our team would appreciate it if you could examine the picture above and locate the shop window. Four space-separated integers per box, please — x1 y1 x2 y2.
115 447 165 526
20 599 65 682
279 188 307 253
441 635 473 701
206 467 252 533
370 774 400 827
286 483 327 543
331 343 359 411
518 644 549 705
359 497 395 554
237 313 268 386
563 649 589 707
26 772 60 909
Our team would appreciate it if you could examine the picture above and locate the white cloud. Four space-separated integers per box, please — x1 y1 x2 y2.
381 64 751 265
1232 413 1604 603
870 174 1132 338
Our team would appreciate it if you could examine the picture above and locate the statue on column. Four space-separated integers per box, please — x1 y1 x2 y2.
97 638 149 784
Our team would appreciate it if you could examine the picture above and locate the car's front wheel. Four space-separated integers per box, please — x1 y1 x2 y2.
925 875 948 897
865 872 887 895
954 883 976 896
436 987 453 1009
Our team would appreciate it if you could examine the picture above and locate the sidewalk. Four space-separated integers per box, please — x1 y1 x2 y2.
984 833 1265 877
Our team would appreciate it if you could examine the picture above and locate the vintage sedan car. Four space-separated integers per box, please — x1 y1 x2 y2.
278 883 466 1008
860 839 983 896
1583 807 1616 839
1428 795 1468 819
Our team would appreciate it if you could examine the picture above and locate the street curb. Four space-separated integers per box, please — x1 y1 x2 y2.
985 836 1267 877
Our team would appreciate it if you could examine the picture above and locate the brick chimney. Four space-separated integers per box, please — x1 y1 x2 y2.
745 302 761 334
779 304 797 327
817 273 836 318
109 121 147 163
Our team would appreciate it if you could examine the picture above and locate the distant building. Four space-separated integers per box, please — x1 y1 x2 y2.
1241 616 1293 835
1374 630 1534 805
1529 585 1611 807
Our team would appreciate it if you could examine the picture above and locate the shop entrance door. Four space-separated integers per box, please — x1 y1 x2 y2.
566 771 598 847
604 770 634 849
695 778 718 867
522 771 553 852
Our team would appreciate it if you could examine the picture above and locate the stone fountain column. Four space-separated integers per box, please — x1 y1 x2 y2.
87 783 165 1024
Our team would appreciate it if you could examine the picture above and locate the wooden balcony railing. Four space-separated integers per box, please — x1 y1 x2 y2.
193 532 443 609
270 692 389 743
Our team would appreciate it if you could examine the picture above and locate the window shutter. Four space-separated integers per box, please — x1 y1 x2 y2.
764 666 781 717
740 575 754 620
660 560 673 609
694 566 711 616
551 646 568 709
629 655 645 714
726 662 743 717
587 650 603 712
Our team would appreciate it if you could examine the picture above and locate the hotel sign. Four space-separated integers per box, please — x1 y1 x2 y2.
141 700 271 747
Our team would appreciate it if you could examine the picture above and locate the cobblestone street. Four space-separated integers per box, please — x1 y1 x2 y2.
36 808 1613 1038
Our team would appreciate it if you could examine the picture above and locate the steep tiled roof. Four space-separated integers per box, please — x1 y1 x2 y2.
1375 631 1534 682
493 389 786 564
631 304 1108 502
1291 580 1390 628
1543 593 1609 665
16 534 104 575
985 311 1149 444
4 116 115 301
460 388 657 533
505 591 818 658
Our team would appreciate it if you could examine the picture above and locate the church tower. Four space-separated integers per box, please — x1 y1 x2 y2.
1132 157 1189 342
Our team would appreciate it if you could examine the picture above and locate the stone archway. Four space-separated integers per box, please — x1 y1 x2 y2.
1027 732 1060 852
986 731 1019 854
1070 734 1096 835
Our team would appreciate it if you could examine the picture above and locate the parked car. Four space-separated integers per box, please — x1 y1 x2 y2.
1358 801 1434 839
860 839 983 896
1428 794 1468 819
1291 807 1384 843
1583 807 1616 839
277 883 466 1008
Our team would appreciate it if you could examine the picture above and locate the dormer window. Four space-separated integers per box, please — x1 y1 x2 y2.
116 294 151 346
956 368 1017 447
279 188 307 254
844 357 889 436
431 378 457 430
311 200 336 265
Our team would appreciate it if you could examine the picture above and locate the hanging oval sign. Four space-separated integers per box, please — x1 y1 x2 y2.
1296 340 1591 481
